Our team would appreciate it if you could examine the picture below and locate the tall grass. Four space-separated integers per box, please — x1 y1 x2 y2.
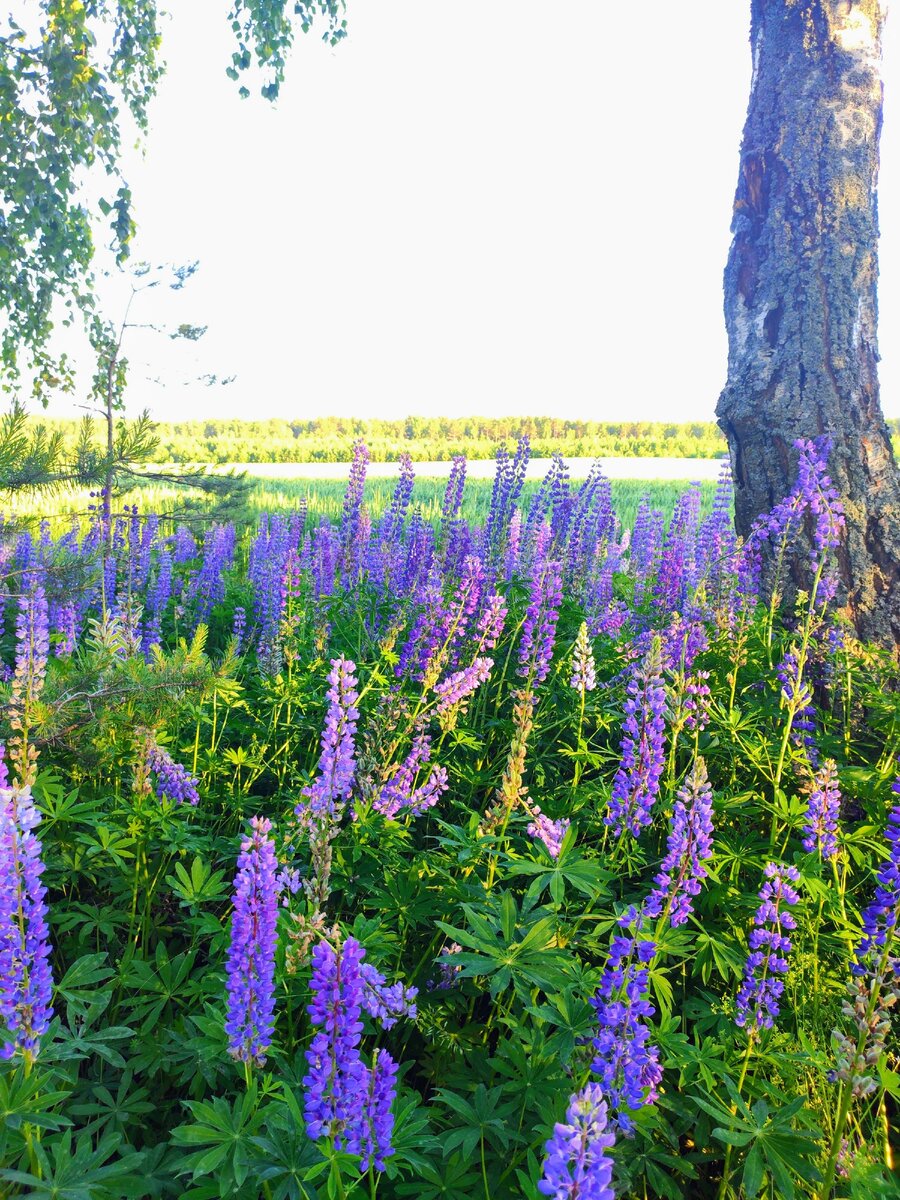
8 475 719 531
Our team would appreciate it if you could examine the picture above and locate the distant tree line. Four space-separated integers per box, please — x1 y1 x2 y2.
24 414 900 464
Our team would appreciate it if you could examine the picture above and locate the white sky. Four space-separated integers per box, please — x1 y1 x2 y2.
49 1 900 421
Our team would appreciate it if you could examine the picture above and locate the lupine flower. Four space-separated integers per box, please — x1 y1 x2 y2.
433 942 463 990
147 743 200 806
538 1082 616 1200
339 440 370 577
372 733 448 819
434 657 494 715
276 865 302 905
570 621 597 692
0 786 54 1060
735 863 801 1031
359 962 418 1028
605 639 667 839
304 936 403 1173
527 809 571 859
803 760 841 860
476 592 507 652
855 775 900 969
231 605 247 651
518 529 564 686
224 816 279 1065
53 602 77 656
831 966 900 1099
591 913 661 1131
644 758 714 927
0 746 7 790
297 657 360 825
354 1049 399 1172
11 579 50 714
441 455 467 527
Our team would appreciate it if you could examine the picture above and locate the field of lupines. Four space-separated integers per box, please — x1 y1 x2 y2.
1 437 899 1199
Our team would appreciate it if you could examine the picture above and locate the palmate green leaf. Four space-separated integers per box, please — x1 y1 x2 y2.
0 1130 145 1199
507 839 612 907
0 1069 72 1134
171 1087 267 1193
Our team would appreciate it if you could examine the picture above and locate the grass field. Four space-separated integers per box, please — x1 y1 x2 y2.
10 474 720 532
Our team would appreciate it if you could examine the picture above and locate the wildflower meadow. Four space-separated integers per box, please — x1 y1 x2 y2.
1 436 899 1199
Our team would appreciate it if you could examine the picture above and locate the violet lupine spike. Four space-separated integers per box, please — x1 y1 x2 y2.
339 440 370 575
434 657 494 715
735 862 801 1032
355 1049 399 1172
803 760 841 861
225 816 279 1065
605 639 667 839
570 621 597 692
12 579 50 714
591 912 661 1132
231 606 247 651
53 602 77 657
304 937 368 1146
0 786 54 1061
297 657 360 825
517 530 564 686
373 733 448 819
359 961 418 1029
441 455 467 527
643 758 714 927
855 774 900 972
475 592 507 653
147 744 200 807
538 1082 616 1200
527 809 570 859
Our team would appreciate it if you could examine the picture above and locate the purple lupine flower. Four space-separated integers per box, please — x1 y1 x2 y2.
434 657 494 715
231 606 247 651
53 602 77 657
0 786 54 1061
695 460 738 605
276 865 302 903
339 441 370 575
12 579 50 714
372 733 448 819
359 962 418 1029
304 937 367 1144
186 523 236 625
147 744 200 806
143 548 173 654
527 809 571 859
225 816 279 1065
735 863 801 1032
172 525 197 564
855 774 900 970
297 657 360 825
441 455 467 525
433 942 462 990
803 760 841 861
570 622 597 692
476 592 507 653
518 528 564 686
354 1049 399 1172
0 747 7 790
605 639 667 839
629 498 664 608
776 648 818 764
591 913 661 1132
750 437 844 570
653 484 702 618
538 1082 616 1200
644 757 714 927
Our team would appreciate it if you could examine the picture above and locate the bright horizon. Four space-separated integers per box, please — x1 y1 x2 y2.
38 1 900 423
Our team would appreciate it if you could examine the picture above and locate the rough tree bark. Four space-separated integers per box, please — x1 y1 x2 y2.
717 0 900 647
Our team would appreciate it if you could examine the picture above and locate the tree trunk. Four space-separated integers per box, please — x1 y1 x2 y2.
717 0 900 648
